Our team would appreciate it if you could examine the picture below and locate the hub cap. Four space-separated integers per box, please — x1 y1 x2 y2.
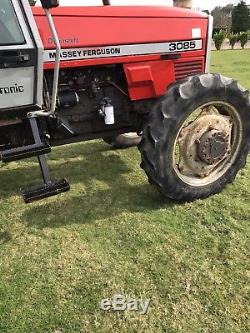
197 130 230 165
173 102 243 186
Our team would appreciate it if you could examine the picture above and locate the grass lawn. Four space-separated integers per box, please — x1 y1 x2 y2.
0 50 249 333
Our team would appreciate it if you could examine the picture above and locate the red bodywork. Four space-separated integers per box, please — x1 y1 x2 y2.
32 6 208 100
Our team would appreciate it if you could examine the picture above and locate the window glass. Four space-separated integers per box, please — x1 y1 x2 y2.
0 0 25 45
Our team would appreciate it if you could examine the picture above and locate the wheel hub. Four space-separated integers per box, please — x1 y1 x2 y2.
177 112 233 178
197 130 230 165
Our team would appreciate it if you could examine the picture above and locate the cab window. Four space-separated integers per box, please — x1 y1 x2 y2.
0 0 25 45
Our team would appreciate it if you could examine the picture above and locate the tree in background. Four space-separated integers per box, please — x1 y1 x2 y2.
238 31 249 48
232 1 250 33
211 5 234 34
229 33 239 49
213 30 225 50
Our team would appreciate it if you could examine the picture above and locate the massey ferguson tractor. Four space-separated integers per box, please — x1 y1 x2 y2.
0 0 249 203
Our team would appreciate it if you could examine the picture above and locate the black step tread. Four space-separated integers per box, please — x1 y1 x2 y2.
22 179 70 204
0 143 51 162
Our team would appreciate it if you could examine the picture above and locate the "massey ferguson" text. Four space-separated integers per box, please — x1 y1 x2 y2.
48 47 121 60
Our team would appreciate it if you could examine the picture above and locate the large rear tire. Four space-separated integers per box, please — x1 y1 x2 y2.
139 74 250 201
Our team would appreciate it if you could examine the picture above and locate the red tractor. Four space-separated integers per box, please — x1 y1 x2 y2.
0 0 249 203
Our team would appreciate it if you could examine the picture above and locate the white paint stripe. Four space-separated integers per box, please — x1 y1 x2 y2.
43 39 203 62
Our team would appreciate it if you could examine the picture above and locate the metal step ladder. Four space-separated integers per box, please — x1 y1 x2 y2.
0 117 70 203
21 117 70 203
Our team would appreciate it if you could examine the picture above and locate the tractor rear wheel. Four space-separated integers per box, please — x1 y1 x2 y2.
139 74 250 201
103 133 141 149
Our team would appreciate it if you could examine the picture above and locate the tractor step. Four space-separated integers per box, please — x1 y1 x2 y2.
22 179 70 203
0 143 51 162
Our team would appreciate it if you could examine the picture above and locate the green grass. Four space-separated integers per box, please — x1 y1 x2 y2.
0 50 249 333
211 50 250 88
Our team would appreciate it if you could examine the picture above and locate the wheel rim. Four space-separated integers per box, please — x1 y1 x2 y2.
173 101 243 187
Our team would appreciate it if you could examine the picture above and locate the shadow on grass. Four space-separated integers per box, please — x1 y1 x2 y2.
23 183 172 229
0 141 113 198
0 141 175 228
0 141 129 197
0 231 12 244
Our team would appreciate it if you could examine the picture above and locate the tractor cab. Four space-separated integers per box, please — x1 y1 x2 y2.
0 0 43 112
0 0 70 202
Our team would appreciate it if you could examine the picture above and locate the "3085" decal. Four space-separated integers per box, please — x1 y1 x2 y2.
168 40 202 52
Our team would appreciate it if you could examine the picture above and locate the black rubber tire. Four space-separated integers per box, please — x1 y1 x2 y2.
139 73 250 201
103 133 142 149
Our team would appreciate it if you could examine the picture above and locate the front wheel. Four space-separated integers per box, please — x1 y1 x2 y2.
139 74 250 201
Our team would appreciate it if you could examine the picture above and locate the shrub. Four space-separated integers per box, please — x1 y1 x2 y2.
238 32 248 49
229 33 238 49
213 31 225 50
